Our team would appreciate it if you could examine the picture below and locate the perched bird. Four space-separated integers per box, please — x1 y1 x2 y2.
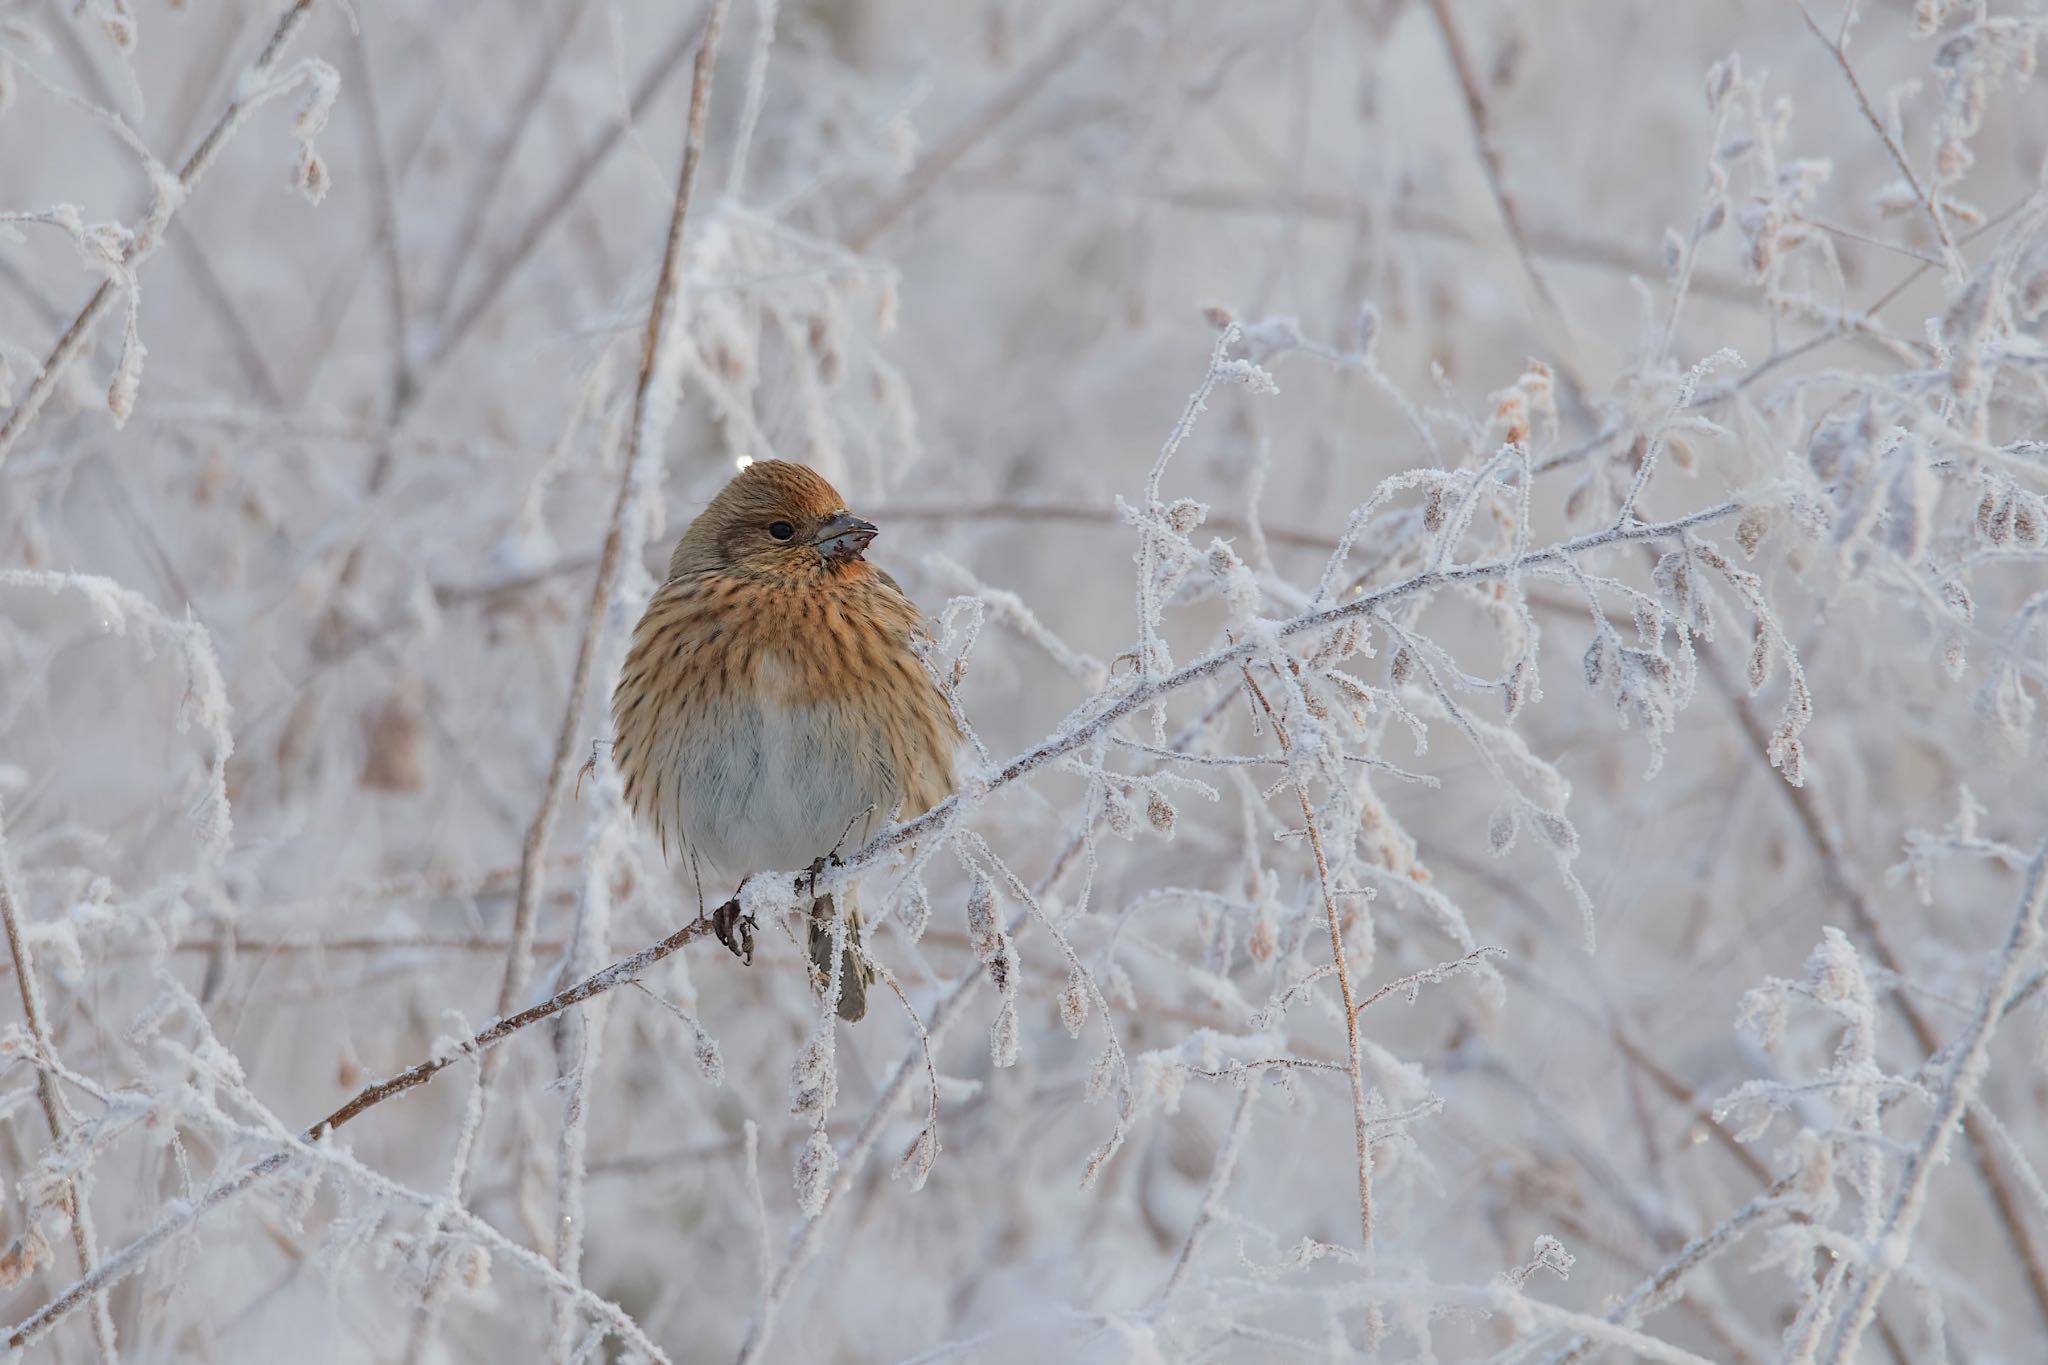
611 460 957 1021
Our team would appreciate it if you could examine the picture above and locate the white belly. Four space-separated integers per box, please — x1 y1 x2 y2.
672 691 889 881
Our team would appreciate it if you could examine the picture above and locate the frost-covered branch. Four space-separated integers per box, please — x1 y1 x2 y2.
1820 838 2048 1363
0 0 329 470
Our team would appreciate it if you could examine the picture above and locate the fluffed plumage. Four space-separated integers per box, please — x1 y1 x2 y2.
611 460 956 1020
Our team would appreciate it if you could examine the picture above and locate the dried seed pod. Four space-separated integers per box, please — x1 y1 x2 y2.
1146 789 1177 835
1246 910 1279 965
1355 302 1381 356
966 873 998 959
360 683 427 794
1748 623 1774 691
1736 505 1771 557
1085 1046 1116 1102
1943 633 1968 680
1103 786 1137 838
1504 657 1535 719
1059 971 1089 1037
897 1126 937 1190
1487 805 1518 856
1583 637 1608 688
1942 579 1975 623
990 1000 1020 1068
1706 53 1740 109
795 1128 838 1217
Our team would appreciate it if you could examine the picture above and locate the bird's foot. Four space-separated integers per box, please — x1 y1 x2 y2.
802 850 844 901
709 898 756 964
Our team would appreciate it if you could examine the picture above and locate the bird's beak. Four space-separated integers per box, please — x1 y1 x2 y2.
812 511 878 562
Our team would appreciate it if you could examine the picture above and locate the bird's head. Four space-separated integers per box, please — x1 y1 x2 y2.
668 459 880 582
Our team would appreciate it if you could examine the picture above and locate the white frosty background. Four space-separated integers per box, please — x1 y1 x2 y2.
3 0 2048 1361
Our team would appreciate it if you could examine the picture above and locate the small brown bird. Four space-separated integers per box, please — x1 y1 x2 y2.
611 460 957 1020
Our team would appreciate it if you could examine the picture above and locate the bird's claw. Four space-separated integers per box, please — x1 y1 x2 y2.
709 899 756 964
802 851 844 901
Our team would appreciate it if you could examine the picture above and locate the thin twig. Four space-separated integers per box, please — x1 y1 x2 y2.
1551 1179 1800 1365
956 176 1762 305
491 0 729 1029
346 23 416 417
1796 4 1961 276
37 4 289 408
0 0 324 473
419 6 711 378
1240 662 1376 1248
1820 840 2048 1364
1693 638 2048 1329
310 917 717 1142
0 807 117 1359
1155 1083 1260 1302
421 0 597 330
548 837 616 1362
845 0 1139 251
1421 0 1587 400
1354 946 1506 1015
733 692 1241 1365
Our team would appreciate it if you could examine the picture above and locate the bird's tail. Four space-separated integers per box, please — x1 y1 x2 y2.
808 892 876 1022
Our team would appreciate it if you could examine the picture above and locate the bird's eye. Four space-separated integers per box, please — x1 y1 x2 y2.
768 521 796 541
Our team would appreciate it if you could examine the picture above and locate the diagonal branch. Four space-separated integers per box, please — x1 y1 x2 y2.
308 916 718 1143
1422 0 1589 402
1796 4 1962 277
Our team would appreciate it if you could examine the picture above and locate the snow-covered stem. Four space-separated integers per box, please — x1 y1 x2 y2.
6 1116 674 1362
1238 661 1376 1249
724 0 780 202
1820 838 2048 1365
492 0 729 1024
1153 1078 1259 1302
5 1159 273 1354
0 0 324 472
855 498 1747 862
0 807 117 1360
547 821 616 1362
1355 946 1506 1014
1549 1177 1798 1365
0 571 236 861
733 837 1084 1364
6 905 719 1346
1697 638 2048 1323
734 695 1237 1364
1134 325 1244 679
297 917 713 1144
1795 3 1962 276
